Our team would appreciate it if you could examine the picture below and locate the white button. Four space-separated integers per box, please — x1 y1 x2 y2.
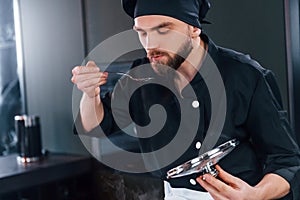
189 179 197 185
133 126 138 135
196 141 201 149
192 100 199 108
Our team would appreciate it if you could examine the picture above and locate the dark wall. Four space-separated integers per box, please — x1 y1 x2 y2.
84 0 132 52
204 0 288 110
285 0 300 144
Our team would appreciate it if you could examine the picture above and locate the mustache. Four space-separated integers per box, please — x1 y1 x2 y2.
147 50 169 58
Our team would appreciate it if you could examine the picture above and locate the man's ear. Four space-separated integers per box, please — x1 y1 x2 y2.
190 26 201 38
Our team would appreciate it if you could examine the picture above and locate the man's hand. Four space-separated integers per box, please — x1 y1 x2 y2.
197 165 290 200
71 61 108 98
71 61 108 132
196 165 258 200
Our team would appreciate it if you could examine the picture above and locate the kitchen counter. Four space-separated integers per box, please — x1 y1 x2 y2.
0 153 92 195
0 153 164 200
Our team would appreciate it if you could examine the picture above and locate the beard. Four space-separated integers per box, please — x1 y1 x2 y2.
147 36 193 76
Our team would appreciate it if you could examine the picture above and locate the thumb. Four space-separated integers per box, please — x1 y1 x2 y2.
86 60 97 67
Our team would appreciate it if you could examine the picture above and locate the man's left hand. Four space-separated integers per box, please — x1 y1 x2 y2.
196 165 260 200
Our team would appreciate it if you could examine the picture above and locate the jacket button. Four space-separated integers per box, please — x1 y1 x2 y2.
196 141 201 149
189 179 197 185
192 100 200 108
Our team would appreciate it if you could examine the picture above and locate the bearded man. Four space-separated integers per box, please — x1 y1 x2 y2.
71 0 300 199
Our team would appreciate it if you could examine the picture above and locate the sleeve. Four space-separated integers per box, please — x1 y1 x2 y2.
245 70 300 199
71 67 132 138
73 89 133 138
99 58 150 135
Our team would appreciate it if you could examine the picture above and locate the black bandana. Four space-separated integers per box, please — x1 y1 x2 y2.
122 0 210 28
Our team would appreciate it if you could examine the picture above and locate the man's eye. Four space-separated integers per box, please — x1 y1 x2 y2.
138 31 147 37
157 27 170 34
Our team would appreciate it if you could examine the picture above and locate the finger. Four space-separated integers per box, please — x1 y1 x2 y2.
80 81 106 98
98 80 107 86
201 173 233 195
86 60 97 67
77 77 106 90
72 72 107 83
215 165 243 187
197 176 229 200
72 64 100 75
197 176 219 193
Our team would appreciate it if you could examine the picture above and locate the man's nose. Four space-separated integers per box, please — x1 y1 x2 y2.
145 33 159 50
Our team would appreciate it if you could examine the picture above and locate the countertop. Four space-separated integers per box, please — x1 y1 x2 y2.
0 153 92 194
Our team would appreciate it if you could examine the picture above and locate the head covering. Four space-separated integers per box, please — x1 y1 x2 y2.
122 0 210 28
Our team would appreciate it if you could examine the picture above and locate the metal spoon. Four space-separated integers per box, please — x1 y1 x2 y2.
106 71 154 82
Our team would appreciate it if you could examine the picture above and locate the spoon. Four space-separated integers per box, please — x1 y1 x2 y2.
106 71 154 82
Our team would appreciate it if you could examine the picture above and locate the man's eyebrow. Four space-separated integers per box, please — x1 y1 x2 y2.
133 22 174 32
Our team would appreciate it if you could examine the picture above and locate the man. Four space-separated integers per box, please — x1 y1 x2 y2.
72 0 300 199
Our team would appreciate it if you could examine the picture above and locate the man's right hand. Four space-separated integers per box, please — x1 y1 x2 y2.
71 61 108 132
71 61 108 98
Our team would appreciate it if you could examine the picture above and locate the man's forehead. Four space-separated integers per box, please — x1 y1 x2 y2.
134 15 186 28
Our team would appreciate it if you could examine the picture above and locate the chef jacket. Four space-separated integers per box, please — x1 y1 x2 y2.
76 33 300 199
